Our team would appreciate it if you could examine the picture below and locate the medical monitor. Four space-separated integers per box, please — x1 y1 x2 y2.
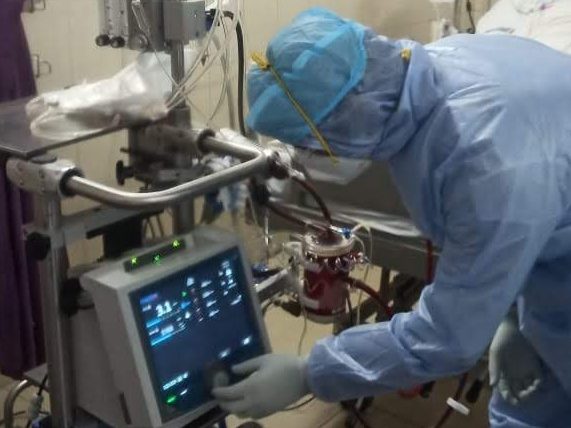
81 228 270 427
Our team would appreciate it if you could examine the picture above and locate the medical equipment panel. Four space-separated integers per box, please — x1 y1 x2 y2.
81 228 270 427
131 247 266 422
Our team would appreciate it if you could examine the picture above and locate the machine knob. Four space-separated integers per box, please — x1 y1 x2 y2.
115 160 134 186
211 370 230 389
110 36 126 49
26 232 51 261
206 363 231 391
95 34 111 47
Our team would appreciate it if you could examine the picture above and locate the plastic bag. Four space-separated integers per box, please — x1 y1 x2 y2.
26 53 172 141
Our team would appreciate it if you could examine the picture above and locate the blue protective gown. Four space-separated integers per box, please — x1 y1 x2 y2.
246 9 571 427
307 35 571 427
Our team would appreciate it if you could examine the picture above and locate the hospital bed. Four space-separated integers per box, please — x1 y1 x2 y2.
478 0 571 54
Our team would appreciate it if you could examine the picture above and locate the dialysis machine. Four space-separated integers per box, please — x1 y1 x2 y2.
75 229 270 428
0 1 286 427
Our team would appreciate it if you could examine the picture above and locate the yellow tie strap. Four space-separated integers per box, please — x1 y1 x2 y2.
251 52 337 163
401 48 412 62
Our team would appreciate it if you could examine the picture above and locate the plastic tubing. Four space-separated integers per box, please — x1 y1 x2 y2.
351 279 394 319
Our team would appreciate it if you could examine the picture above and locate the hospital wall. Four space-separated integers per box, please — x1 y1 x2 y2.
20 0 490 264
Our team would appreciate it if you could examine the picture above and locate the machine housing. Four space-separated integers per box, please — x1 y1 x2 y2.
76 227 271 427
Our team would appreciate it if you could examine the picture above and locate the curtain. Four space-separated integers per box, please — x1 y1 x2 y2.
0 0 44 378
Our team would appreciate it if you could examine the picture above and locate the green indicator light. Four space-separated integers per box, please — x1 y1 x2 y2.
131 257 138 265
154 255 161 264
182 291 188 297
173 240 181 248
167 395 177 404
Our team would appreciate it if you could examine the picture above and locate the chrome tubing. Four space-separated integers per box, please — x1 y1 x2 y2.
65 135 272 210
3 380 34 428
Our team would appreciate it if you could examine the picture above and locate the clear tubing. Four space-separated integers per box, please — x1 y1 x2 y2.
167 2 223 107
207 30 231 125
175 2 242 99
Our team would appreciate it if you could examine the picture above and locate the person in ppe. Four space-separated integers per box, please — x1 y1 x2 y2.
212 8 571 427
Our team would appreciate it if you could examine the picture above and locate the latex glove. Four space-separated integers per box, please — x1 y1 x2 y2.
489 309 543 405
212 354 309 419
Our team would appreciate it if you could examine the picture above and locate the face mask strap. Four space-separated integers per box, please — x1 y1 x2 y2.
251 52 338 164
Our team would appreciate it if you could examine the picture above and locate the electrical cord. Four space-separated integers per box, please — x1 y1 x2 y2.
297 303 309 356
466 0 476 33
290 176 332 225
223 12 246 136
282 395 316 412
24 374 48 428
432 373 470 428
265 200 328 233
261 300 274 316
346 294 354 327
344 403 373 428
0 411 28 427
38 374 48 395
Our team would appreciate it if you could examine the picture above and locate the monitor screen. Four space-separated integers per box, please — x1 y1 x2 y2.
130 247 266 422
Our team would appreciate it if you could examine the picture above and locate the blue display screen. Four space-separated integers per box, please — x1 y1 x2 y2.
130 247 265 422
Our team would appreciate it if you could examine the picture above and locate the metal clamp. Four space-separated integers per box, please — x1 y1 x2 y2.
6 156 82 197
31 54 52 79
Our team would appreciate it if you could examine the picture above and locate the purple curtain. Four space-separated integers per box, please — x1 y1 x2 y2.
0 0 44 378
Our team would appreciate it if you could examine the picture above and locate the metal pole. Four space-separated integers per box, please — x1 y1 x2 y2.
170 39 195 234
35 195 75 428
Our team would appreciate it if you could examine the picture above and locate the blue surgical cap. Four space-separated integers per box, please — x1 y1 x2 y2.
246 8 367 145
247 8 414 159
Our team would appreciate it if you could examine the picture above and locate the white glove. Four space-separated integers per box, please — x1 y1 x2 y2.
212 354 309 419
489 309 544 405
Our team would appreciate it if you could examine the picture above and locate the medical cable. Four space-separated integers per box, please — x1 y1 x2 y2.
166 2 225 107
222 11 247 136
352 224 373 325
341 402 373 428
351 279 394 319
171 3 242 106
167 2 224 107
131 0 208 112
24 374 48 428
297 299 309 356
432 373 470 428
466 0 476 34
290 176 332 225
346 293 355 326
208 31 232 125
265 200 328 233
282 395 316 412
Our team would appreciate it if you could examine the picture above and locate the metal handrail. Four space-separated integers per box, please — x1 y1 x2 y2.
65 134 273 210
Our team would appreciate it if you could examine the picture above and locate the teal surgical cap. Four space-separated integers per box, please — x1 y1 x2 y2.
246 8 367 145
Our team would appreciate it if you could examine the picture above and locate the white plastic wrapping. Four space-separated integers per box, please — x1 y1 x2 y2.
26 53 172 141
